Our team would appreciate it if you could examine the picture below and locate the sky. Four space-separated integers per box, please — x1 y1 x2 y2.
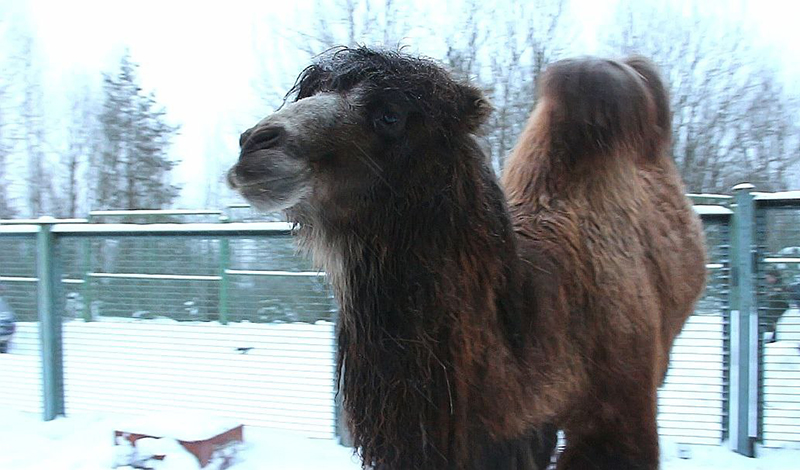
1 0 799 210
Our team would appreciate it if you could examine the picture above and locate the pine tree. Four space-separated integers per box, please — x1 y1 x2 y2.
96 52 180 210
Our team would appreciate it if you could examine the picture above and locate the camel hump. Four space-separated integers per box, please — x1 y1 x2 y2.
538 56 670 161
623 56 671 138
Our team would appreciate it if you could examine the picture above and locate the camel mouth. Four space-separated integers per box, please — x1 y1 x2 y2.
226 164 260 190
227 162 311 212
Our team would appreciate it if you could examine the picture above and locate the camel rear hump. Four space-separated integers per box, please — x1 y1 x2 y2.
538 56 670 162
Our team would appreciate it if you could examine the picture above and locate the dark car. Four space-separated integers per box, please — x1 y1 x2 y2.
0 297 15 353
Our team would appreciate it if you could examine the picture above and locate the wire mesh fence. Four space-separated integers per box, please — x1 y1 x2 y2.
755 195 800 448
0 222 338 439
0 194 798 450
226 236 334 323
657 212 731 445
0 230 42 414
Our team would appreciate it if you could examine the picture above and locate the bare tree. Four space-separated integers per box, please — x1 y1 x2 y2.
303 0 409 51
0 82 15 218
606 1 800 193
59 84 99 218
251 0 420 117
443 0 567 170
19 37 53 217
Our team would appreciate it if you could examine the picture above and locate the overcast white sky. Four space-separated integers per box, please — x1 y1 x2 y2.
1 0 799 208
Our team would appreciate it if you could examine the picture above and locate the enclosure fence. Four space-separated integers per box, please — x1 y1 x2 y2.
0 187 798 457
0 220 339 439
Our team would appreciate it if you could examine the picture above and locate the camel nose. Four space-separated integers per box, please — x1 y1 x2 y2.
240 125 285 154
239 129 253 148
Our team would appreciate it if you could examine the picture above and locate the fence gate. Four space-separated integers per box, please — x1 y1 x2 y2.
754 193 800 448
656 206 732 445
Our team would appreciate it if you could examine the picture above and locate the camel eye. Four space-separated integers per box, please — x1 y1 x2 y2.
382 112 399 125
371 105 406 138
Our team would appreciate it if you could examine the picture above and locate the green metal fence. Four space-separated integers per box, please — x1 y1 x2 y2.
0 225 42 414
0 191 798 453
753 191 800 449
0 220 339 439
656 204 732 445
53 223 334 325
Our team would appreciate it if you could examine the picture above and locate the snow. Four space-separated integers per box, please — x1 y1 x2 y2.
225 269 325 277
687 193 733 200
0 410 361 470
1 319 337 438
0 410 360 470
1 315 799 468
89 272 222 281
659 439 799 470
0 221 294 235
0 218 88 225
0 276 38 283
0 410 797 470
120 437 202 470
753 191 800 201
90 210 223 217
49 222 293 235
0 224 40 234
693 205 733 216
115 413 241 442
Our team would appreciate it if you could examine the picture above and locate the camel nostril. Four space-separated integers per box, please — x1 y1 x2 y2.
242 126 285 153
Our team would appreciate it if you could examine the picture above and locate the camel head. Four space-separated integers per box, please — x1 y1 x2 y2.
228 47 491 221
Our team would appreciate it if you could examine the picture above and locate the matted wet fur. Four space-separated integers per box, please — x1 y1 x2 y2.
228 48 706 470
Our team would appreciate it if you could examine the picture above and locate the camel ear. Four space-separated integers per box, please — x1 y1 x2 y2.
459 84 492 133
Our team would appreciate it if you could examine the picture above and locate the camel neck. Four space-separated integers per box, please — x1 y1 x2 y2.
315 160 536 469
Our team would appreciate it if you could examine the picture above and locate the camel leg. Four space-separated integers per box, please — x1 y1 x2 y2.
556 436 657 470
556 377 660 470
476 424 559 470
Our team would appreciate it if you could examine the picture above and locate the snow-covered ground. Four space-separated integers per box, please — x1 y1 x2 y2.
0 409 360 470
0 318 338 439
0 312 799 468
0 409 798 470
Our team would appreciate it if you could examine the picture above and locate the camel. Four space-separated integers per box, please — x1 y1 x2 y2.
228 47 706 470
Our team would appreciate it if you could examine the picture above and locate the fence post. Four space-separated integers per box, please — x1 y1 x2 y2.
81 214 92 322
37 219 65 420
219 216 230 325
729 183 758 457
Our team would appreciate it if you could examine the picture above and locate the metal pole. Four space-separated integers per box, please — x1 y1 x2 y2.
82 214 92 322
38 220 65 420
219 216 230 325
729 183 757 457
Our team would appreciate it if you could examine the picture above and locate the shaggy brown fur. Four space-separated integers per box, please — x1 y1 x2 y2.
227 48 706 470
503 57 707 468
